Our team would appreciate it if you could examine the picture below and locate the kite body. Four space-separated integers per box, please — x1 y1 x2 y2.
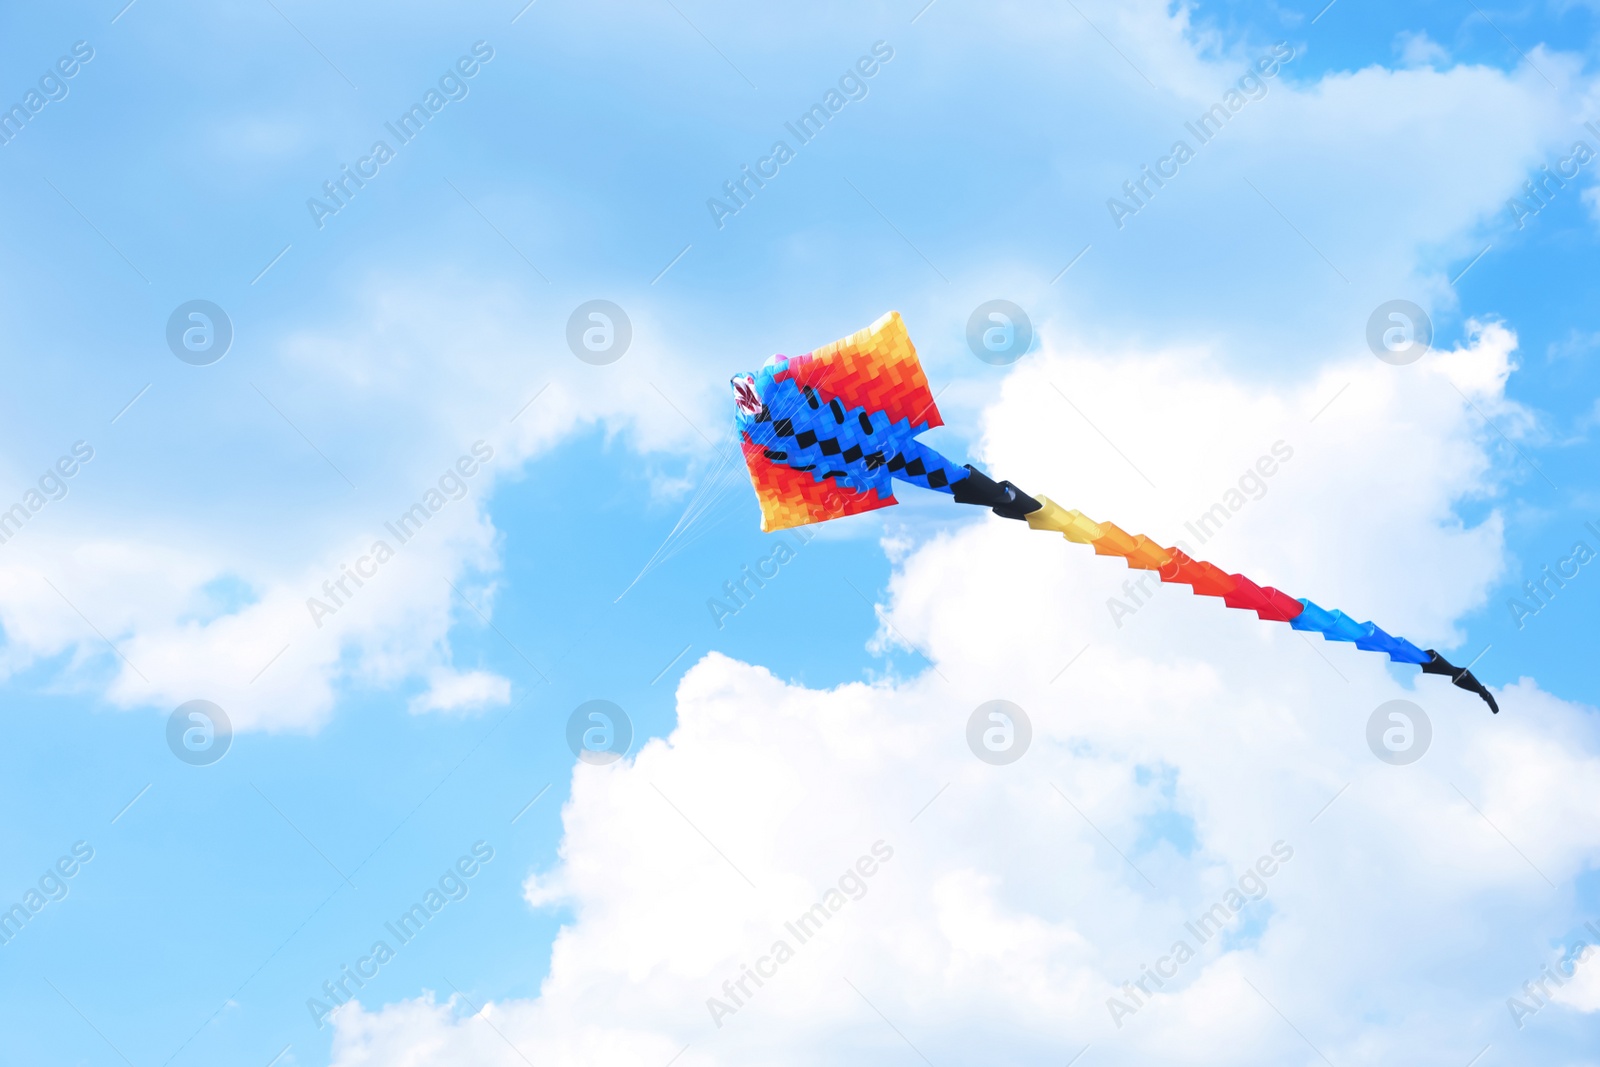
732 311 967 531
731 311 1499 713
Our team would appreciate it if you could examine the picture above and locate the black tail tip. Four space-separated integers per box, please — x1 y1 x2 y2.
1422 651 1499 714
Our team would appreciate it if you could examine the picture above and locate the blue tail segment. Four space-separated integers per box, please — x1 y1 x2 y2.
1289 597 1494 709
1292 599 1429 664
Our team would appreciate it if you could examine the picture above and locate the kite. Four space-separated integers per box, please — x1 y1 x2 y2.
730 311 1498 713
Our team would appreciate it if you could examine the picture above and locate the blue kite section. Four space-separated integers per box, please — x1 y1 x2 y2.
1291 598 1430 664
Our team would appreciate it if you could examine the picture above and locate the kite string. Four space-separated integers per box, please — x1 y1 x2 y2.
617 350 854 602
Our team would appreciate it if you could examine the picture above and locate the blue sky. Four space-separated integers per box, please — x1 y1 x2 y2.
2 1 1598 1064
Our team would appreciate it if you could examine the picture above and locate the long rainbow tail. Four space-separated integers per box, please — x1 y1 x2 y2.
950 467 1498 712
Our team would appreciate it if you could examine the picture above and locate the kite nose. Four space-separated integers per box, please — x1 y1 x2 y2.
731 374 763 415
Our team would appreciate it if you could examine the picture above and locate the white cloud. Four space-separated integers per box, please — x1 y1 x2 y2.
1555 945 1600 1012
959 323 1512 649
3 0 1593 739
0 276 720 732
1436 318 1520 400
1395 30 1450 68
1548 326 1600 362
407 667 511 716
320 317 1600 1065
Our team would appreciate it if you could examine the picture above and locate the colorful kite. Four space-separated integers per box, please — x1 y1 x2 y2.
731 311 1498 712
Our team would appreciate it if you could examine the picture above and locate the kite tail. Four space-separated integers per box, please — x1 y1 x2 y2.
950 466 1498 713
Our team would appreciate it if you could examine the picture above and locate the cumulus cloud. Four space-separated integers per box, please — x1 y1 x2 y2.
284 8 1600 1059
1555 946 1600 1012
956 322 1513 650
1395 30 1450 68
407 667 511 716
2 0 1591 737
0 276 718 732
319 313 1600 1064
